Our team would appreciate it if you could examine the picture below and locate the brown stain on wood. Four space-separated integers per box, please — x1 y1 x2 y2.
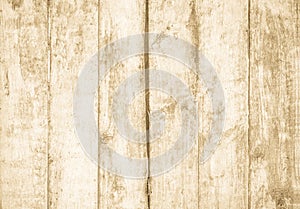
7 0 23 10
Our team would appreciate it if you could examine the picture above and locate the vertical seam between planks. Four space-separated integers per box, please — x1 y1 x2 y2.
46 0 52 208
247 0 251 209
97 0 101 208
144 0 151 208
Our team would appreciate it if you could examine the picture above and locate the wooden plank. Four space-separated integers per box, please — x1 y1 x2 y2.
196 1 249 208
249 0 299 208
97 1 148 208
48 0 98 208
0 1 298 209
147 2 200 208
0 0 48 208
148 0 249 208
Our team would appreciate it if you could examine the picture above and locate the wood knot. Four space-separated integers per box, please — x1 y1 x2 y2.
276 197 288 209
252 145 265 159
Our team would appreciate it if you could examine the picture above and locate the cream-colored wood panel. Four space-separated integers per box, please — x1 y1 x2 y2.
98 0 148 209
48 0 98 208
148 0 249 208
0 0 48 208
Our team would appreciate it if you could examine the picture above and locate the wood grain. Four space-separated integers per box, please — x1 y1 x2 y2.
97 0 148 208
148 0 249 208
196 1 249 208
48 0 98 208
0 0 48 208
148 1 200 208
249 0 299 208
0 0 299 208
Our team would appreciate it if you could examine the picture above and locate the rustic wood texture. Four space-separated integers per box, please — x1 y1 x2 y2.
249 0 299 208
0 0 299 209
97 0 148 208
148 0 249 208
148 1 201 208
196 1 249 208
0 0 48 208
48 0 98 208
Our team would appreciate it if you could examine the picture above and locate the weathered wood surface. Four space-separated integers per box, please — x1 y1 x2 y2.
148 0 249 208
0 0 299 209
0 0 48 208
249 0 299 208
48 0 98 208
97 0 148 208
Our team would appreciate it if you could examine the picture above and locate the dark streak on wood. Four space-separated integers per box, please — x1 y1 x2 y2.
187 1 200 208
145 1 151 209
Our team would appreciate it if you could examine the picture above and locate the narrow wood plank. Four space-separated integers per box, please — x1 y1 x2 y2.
148 0 249 208
0 0 48 208
249 0 299 208
98 1 148 208
48 0 98 208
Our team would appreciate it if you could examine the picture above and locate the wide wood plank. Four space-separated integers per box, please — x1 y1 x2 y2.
249 0 299 208
0 0 48 208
